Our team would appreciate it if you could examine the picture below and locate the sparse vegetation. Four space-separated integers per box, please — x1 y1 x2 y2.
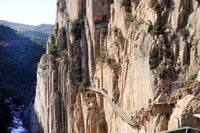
149 0 161 13
179 28 189 38
126 57 129 63
135 19 144 29
52 59 57 64
149 23 167 36
121 0 132 12
118 30 125 50
191 73 198 80
115 87 120 94
99 109 105 116
125 13 133 22
100 52 106 60
98 109 106 131
70 20 84 40
60 49 68 59
110 63 121 74
166 58 173 65
49 44 58 55
78 78 88 93
156 62 167 79
106 57 115 65
113 26 118 32
85 91 94 98
191 69 200 80
74 65 80 73
59 7 65 12
131 0 140 4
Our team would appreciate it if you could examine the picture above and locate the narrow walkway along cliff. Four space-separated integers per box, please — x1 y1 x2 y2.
30 0 200 133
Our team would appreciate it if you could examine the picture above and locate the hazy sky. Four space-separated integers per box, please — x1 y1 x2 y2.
0 0 57 25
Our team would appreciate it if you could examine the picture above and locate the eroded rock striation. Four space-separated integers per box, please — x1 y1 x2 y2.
31 0 200 132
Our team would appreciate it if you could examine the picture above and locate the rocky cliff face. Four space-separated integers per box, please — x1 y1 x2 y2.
31 0 200 132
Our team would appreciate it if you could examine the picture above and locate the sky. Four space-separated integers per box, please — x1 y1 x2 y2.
0 0 57 25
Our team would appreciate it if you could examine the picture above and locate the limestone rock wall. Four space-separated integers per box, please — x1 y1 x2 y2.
31 0 200 133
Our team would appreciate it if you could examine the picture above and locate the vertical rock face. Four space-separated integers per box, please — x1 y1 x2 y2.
31 0 200 133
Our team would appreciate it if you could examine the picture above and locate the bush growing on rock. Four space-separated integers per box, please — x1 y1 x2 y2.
100 52 106 60
78 78 88 93
74 65 80 73
52 59 57 64
121 0 132 12
149 0 160 13
156 62 167 79
125 13 133 22
98 109 106 131
131 0 140 4
106 57 114 65
70 20 84 40
118 31 125 50
179 28 189 38
60 49 68 59
49 44 58 55
59 7 64 12
149 23 167 36
99 109 105 116
191 73 198 80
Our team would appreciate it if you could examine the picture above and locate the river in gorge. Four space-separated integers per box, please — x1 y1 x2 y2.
4 99 28 133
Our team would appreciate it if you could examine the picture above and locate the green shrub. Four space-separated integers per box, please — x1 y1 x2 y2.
99 109 105 117
90 97 95 103
100 52 106 60
78 86 84 93
149 23 167 36
52 59 56 64
98 118 105 131
106 57 114 65
59 7 65 12
179 28 189 38
49 44 58 55
56 1 60 6
115 87 120 94
80 19 85 27
70 20 84 40
156 62 167 79
126 13 133 22
131 0 140 4
65 12 69 17
126 57 129 63
110 63 121 74
149 0 160 12
191 73 198 80
60 49 68 59
118 31 125 50
121 0 132 12
85 91 92 97
101 46 107 52
166 58 173 65
74 65 80 72
98 109 106 131
53 28 58 36
113 26 118 32
78 78 88 93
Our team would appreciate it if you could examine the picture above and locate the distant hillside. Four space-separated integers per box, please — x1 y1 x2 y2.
0 20 53 34
24 31 49 45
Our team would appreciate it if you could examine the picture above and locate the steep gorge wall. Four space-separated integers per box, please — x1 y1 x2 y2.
31 0 200 132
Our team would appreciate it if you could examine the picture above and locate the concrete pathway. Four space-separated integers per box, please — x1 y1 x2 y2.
89 87 138 127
